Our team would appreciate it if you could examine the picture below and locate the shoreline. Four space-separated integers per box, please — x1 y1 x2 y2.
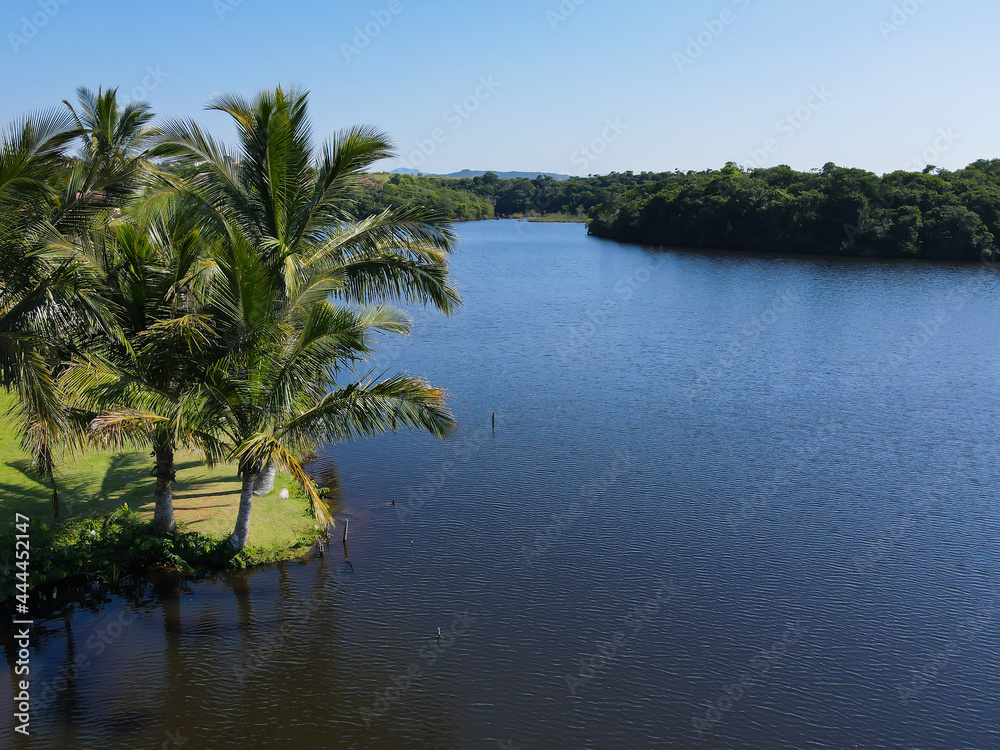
587 229 998 268
0 393 327 602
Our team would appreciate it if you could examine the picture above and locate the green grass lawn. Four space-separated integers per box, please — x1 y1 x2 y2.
526 214 588 223
0 393 316 550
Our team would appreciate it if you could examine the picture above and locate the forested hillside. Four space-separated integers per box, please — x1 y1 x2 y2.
359 171 667 221
587 161 1000 261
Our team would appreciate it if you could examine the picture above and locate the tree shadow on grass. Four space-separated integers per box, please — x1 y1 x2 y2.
1 461 58 520
0 478 51 519
97 452 151 503
4 452 157 521
5 459 43 485
58 452 152 518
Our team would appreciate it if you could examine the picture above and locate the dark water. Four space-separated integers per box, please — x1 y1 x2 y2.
5 220 1000 749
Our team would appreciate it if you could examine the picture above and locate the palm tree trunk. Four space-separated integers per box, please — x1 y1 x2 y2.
42 446 60 522
252 462 277 496
153 440 177 535
229 473 256 550
49 473 60 523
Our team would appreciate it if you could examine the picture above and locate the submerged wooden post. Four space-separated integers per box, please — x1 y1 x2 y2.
492 412 495 430
343 518 349 542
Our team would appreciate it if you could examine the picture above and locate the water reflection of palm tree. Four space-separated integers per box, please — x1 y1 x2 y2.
310 458 344 516
156 573 185 737
310 459 354 572
53 603 79 725
225 567 256 699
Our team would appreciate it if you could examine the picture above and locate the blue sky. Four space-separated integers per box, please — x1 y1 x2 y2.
2 0 998 176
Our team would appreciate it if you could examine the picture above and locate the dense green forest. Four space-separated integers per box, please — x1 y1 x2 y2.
587 161 1000 261
362 163 1000 261
359 171 666 221
357 173 495 220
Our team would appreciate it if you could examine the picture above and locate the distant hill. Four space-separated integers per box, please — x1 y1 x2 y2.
390 168 572 180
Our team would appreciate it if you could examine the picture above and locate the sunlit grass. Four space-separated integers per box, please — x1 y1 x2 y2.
0 392 316 549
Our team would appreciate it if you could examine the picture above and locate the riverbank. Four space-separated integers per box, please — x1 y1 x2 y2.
0 393 323 599
525 213 588 223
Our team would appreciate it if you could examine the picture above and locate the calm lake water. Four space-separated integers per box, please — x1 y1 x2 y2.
5 220 1000 749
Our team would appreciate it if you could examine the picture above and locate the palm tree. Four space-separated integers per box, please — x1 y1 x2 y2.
0 104 117 520
151 86 460 338
0 110 70 520
61 199 225 534
199 233 455 549
149 87 462 546
1 87 160 521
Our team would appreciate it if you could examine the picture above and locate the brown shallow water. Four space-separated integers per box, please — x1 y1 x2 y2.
4 220 1000 749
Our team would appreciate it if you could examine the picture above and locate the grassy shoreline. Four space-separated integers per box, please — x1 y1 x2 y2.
1 393 324 598
524 213 588 223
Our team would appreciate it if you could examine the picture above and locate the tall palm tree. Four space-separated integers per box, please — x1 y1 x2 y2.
1 87 159 521
148 86 462 546
199 233 455 549
0 105 112 520
61 199 225 534
151 85 460 321
0 112 68 519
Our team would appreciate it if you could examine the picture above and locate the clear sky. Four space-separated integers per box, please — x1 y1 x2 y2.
2 0 998 176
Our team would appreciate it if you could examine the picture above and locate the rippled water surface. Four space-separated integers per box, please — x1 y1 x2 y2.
5 220 1000 749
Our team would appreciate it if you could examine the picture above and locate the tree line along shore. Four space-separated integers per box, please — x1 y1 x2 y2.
364 162 1000 262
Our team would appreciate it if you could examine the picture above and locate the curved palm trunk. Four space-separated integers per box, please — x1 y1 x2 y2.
153 440 177 535
229 473 256 549
252 462 277 496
